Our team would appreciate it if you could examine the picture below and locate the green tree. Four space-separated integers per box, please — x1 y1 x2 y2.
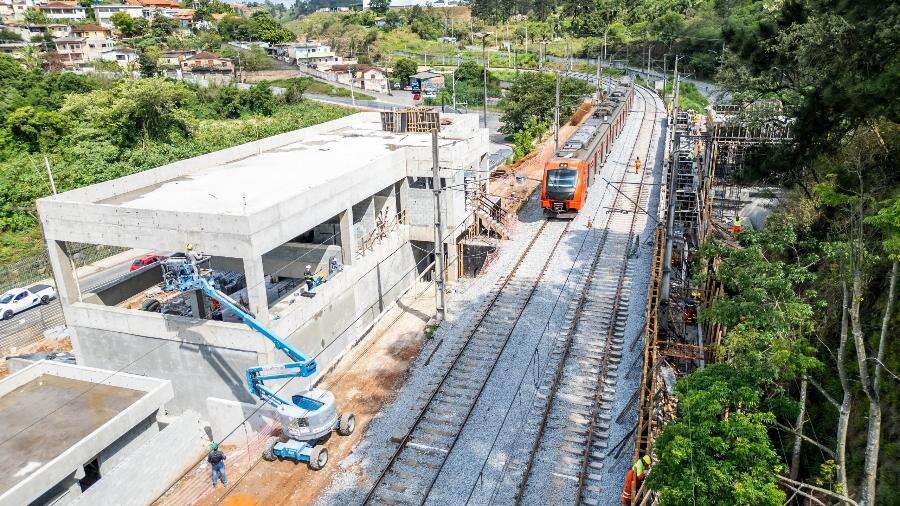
23 8 49 25
248 12 294 44
392 57 417 86
110 12 138 37
244 82 275 115
150 15 179 38
5 106 68 152
137 47 160 77
0 28 23 42
647 364 786 506
213 85 245 118
61 78 194 146
499 72 591 135
370 0 390 15
217 15 253 41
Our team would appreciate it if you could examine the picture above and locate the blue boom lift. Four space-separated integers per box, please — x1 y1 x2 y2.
161 255 355 470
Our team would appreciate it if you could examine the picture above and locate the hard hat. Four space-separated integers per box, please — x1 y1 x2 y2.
643 455 651 465
210 442 218 450
305 264 311 270
186 243 194 251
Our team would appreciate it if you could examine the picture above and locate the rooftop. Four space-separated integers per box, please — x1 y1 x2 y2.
37 111 484 258
0 361 172 505
73 23 110 32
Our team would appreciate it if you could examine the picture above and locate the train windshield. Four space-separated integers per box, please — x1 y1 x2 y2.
547 169 578 188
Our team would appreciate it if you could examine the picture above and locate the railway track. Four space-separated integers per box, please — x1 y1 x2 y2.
363 218 571 505
505 86 662 505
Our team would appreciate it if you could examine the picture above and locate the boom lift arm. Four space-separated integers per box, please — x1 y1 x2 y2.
161 256 355 469
163 261 316 408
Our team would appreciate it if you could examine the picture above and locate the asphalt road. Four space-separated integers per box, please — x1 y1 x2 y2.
0 253 144 354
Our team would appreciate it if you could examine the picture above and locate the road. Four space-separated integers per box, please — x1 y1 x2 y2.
0 252 146 354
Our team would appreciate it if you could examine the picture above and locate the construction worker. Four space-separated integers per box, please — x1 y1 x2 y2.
186 243 203 276
621 455 651 504
304 265 316 290
207 442 228 488
634 157 642 173
731 216 743 235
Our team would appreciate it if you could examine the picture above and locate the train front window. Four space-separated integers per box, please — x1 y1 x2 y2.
547 169 577 188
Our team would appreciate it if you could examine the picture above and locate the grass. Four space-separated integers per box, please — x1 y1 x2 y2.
662 81 709 113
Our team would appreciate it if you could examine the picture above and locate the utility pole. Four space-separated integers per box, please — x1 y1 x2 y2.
478 32 491 129
554 70 560 150
347 70 355 106
431 129 445 322
646 44 651 76
673 54 681 112
452 53 459 111
595 54 601 102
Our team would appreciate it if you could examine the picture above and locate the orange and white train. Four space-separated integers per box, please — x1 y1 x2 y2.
541 83 634 217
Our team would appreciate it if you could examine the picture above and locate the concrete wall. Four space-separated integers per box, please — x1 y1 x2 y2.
75 329 261 412
85 264 163 306
74 411 206 506
206 397 276 446
0 362 173 506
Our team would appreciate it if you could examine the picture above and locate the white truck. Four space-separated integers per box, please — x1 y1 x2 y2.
0 284 57 320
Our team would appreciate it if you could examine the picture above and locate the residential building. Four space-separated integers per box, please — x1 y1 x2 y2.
52 35 85 67
0 0 40 22
180 50 233 73
126 0 180 7
0 41 38 58
71 22 111 39
274 41 338 67
93 4 144 28
39 2 87 22
158 48 193 66
6 23 71 41
82 36 114 60
331 63 389 94
99 46 137 68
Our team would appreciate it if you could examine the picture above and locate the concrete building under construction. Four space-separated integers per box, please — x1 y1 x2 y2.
35 111 489 420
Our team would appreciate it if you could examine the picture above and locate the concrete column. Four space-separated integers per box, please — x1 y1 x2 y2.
45 239 80 305
395 177 409 220
339 208 355 266
242 256 270 326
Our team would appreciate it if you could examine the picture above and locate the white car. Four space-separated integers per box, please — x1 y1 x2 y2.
0 284 57 320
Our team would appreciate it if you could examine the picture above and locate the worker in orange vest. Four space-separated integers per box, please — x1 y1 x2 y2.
634 157 642 173
731 216 743 235
621 455 651 504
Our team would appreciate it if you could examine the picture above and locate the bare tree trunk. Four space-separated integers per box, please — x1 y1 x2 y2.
790 376 808 480
858 261 897 505
835 281 852 495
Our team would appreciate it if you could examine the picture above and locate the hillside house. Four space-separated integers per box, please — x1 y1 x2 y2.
39 1 87 21
331 64 389 93
180 50 233 74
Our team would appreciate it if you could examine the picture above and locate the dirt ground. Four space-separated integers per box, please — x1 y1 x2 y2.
0 336 72 379
156 281 436 506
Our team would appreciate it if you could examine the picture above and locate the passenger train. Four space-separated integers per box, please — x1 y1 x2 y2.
541 82 634 217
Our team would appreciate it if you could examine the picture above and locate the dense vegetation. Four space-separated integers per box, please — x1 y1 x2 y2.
0 55 350 264
647 0 899 504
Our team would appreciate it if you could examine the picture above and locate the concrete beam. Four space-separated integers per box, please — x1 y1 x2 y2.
339 208 354 266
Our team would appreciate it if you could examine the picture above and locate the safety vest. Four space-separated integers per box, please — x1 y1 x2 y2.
731 217 742 234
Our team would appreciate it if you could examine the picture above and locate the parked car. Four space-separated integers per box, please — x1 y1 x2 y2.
130 253 165 272
0 284 57 320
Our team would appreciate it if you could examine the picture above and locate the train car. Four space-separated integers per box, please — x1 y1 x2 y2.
541 84 635 217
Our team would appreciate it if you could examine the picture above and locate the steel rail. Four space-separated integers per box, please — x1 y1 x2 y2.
512 85 655 504
363 217 570 505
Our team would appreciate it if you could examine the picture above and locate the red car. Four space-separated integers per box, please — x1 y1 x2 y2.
130 254 164 271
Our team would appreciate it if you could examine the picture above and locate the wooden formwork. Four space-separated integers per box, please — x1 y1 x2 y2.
380 108 440 133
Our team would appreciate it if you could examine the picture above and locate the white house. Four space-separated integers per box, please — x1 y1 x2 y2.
99 46 137 68
331 64 389 94
6 23 71 41
274 41 339 67
39 2 87 22
93 4 144 28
